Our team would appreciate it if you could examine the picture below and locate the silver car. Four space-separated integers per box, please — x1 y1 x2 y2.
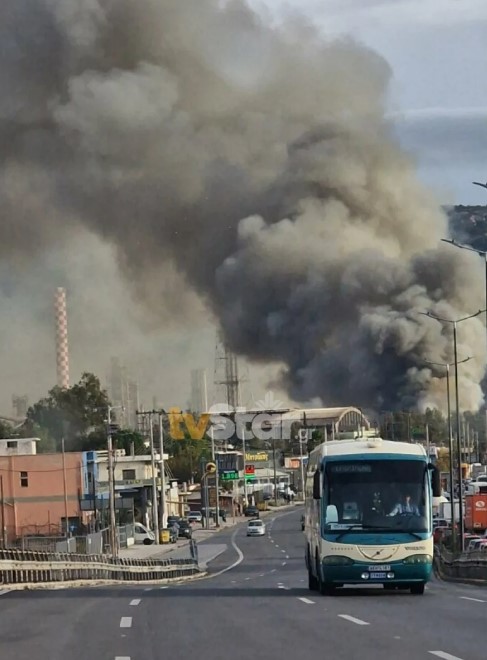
247 520 266 536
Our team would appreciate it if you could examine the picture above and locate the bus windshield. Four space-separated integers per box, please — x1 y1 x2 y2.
323 459 430 534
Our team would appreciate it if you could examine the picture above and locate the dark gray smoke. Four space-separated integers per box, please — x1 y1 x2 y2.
1 0 485 412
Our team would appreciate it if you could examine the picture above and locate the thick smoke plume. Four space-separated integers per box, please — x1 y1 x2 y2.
1 0 485 412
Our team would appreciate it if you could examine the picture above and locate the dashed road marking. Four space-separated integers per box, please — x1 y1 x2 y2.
278 585 290 590
338 614 369 626
429 652 464 660
459 596 486 603
298 597 315 604
144 587 153 591
130 599 141 606
281 549 286 554
285 555 290 559
159 586 168 590
120 617 132 628
115 657 131 659
282 561 287 566
275 544 280 548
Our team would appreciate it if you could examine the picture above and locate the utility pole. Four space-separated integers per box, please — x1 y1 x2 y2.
299 430 306 500
242 425 248 505
107 406 118 557
159 412 166 530
210 425 220 527
148 413 160 543
0 475 6 549
61 438 69 538
273 435 278 507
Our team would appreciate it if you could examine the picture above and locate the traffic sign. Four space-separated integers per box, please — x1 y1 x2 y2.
206 462 217 473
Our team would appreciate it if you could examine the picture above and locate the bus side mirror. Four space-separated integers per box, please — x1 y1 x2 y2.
313 469 321 500
428 464 441 497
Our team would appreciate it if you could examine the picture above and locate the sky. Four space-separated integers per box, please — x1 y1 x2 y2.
1 0 486 419
249 0 487 204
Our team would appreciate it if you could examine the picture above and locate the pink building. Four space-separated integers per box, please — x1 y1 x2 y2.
0 452 84 543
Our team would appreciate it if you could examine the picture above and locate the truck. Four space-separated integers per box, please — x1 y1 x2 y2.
304 431 441 596
465 494 487 533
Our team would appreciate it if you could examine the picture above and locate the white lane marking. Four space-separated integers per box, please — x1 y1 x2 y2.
210 526 244 578
259 574 265 577
281 549 286 553
120 617 132 628
159 586 168 590
298 597 315 604
115 657 131 660
278 585 290 590
0 589 9 596
459 596 486 603
429 652 464 660
130 599 141 606
275 544 280 548
144 587 153 591
338 614 370 626
270 569 277 573
285 555 290 559
282 561 287 566
245 577 251 580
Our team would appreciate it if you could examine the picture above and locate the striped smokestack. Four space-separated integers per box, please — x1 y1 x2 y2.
54 287 70 389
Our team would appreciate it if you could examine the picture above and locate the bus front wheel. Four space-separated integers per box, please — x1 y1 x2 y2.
410 583 425 595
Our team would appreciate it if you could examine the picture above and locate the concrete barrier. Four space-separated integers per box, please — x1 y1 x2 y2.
0 548 200 586
434 546 487 583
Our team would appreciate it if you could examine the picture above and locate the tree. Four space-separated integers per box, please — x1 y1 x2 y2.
0 419 13 439
25 372 111 452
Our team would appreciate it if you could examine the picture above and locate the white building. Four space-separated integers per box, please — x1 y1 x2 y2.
0 438 38 456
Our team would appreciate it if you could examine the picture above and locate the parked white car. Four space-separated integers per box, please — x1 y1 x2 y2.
247 520 266 537
188 511 202 523
134 522 155 545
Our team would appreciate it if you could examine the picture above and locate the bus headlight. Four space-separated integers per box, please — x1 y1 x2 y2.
322 556 354 566
402 554 432 565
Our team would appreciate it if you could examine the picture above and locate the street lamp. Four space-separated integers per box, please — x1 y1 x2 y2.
420 309 485 551
423 357 471 552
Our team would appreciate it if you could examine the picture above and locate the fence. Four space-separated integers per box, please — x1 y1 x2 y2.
0 548 200 586
16 536 77 553
434 546 487 582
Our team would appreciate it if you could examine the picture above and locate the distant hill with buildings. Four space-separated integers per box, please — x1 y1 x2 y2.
447 205 487 251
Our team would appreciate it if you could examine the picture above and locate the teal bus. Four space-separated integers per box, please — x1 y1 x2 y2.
304 432 441 595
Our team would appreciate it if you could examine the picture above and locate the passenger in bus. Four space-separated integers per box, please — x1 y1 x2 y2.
387 493 420 516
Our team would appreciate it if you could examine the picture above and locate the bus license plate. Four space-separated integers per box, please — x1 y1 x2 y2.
368 565 391 571
369 572 387 579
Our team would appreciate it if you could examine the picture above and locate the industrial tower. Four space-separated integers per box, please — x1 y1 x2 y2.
54 287 70 389
213 331 241 410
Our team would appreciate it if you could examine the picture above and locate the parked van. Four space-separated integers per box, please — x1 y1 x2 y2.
134 522 155 545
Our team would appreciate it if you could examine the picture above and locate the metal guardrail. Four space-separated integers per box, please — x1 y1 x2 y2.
435 546 487 582
0 549 200 586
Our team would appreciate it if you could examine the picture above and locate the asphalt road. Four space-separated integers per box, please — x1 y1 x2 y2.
1 507 487 660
